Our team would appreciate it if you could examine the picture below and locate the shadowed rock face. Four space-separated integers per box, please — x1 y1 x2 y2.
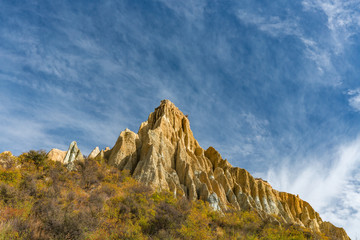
103 99 350 240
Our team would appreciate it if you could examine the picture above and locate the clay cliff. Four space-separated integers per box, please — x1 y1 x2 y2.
100 100 349 240
44 99 349 239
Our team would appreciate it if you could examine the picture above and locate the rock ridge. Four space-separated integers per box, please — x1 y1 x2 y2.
46 100 349 239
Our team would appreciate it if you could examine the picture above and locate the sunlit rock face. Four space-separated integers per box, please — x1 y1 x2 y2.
103 100 349 240
88 146 100 159
47 141 84 170
47 149 67 163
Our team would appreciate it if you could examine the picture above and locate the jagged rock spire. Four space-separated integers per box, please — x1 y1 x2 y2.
47 141 84 170
88 146 100 159
64 141 83 162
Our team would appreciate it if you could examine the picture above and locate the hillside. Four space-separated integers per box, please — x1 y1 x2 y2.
0 100 350 239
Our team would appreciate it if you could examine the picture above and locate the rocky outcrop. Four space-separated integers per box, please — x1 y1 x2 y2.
108 129 140 173
63 141 84 170
320 222 350 240
95 147 111 160
88 147 100 159
47 141 84 170
100 99 349 239
47 149 67 163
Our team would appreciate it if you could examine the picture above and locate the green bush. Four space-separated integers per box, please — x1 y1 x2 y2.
18 150 47 169
0 169 20 184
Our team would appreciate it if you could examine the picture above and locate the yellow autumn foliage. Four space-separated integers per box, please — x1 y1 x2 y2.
0 150 329 240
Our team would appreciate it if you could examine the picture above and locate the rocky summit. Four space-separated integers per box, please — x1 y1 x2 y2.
46 100 349 239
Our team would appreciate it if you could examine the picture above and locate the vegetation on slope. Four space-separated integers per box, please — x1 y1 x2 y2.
0 150 328 240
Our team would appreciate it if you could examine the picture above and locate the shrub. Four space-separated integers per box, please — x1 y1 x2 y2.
18 174 37 197
76 158 105 189
0 183 17 205
178 201 214 240
32 197 84 240
0 152 17 169
0 148 329 240
0 169 20 185
18 150 47 169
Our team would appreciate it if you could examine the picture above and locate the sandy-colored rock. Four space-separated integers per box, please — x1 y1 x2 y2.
47 142 83 168
47 149 67 163
100 99 349 240
108 129 140 173
96 146 112 160
88 147 100 159
320 222 350 240
63 141 84 170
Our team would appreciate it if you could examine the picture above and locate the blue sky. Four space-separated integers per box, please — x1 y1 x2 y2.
1 0 360 237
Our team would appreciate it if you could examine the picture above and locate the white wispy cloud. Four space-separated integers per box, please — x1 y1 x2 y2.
233 3 360 238
347 88 360 111
266 136 360 239
0 1 211 156
236 10 300 37
156 0 206 23
302 0 360 54
236 7 341 85
235 0 360 86
196 108 273 169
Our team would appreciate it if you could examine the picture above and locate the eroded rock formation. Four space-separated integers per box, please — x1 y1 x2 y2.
46 149 67 163
63 141 84 170
95 147 111 160
88 146 100 159
47 141 84 169
101 99 349 240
